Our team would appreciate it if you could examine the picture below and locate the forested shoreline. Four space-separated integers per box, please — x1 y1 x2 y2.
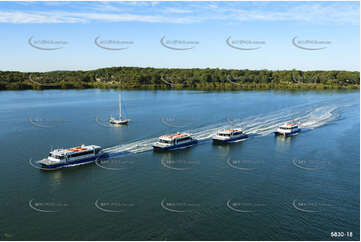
0 67 359 91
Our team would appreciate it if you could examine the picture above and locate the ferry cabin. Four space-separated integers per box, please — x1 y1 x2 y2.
275 123 300 136
213 128 248 143
153 132 197 151
218 129 243 136
39 145 103 168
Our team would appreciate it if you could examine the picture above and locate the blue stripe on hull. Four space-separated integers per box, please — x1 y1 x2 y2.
212 134 248 143
153 140 198 151
38 155 101 169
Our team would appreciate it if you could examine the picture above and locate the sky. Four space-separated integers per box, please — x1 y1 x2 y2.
0 1 359 72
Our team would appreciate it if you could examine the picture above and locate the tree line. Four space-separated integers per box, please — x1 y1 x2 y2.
0 67 359 91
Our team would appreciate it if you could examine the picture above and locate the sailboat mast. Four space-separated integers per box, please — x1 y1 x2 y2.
118 94 122 119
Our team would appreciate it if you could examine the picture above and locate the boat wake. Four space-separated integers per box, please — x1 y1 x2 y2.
104 100 351 157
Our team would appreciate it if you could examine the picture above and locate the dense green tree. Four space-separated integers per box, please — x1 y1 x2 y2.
0 67 358 91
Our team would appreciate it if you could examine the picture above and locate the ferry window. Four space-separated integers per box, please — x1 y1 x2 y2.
178 137 191 142
50 153 62 159
160 139 171 144
70 150 93 158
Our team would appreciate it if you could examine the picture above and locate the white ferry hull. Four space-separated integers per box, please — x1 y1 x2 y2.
37 154 104 169
153 140 198 151
274 129 300 137
212 134 248 143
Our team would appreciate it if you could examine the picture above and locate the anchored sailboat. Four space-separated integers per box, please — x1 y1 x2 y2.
109 94 131 125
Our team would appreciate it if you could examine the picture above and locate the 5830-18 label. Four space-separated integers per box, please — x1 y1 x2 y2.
330 232 353 238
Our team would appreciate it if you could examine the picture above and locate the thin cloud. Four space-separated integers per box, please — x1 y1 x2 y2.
163 8 192 14
0 11 199 24
0 2 358 25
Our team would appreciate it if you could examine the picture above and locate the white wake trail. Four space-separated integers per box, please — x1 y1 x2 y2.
104 102 344 156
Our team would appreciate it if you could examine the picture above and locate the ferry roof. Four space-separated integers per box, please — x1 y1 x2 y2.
281 122 298 127
218 128 242 134
159 132 191 141
50 145 101 155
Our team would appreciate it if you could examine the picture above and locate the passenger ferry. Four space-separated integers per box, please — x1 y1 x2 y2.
153 132 198 151
213 128 248 143
37 145 104 169
274 122 300 136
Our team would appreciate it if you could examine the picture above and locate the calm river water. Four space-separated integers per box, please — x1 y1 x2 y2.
0 89 359 240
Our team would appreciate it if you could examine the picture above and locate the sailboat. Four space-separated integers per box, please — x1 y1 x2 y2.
109 94 131 125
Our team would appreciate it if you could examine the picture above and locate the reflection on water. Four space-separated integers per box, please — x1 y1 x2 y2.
274 134 296 153
214 143 232 155
48 170 63 186
211 140 248 157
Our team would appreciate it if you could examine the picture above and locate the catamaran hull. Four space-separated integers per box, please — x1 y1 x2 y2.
153 140 198 151
274 129 300 137
37 155 105 169
212 134 248 144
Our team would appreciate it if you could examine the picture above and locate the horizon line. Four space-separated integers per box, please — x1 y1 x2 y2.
1 66 359 73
